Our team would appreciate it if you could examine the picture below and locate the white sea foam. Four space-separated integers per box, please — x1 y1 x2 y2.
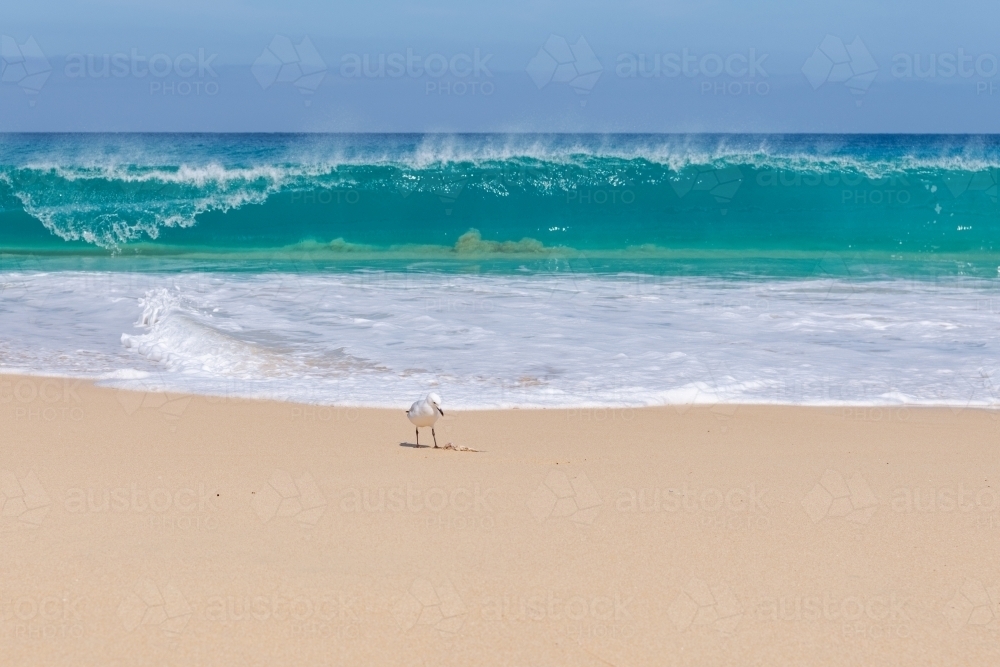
6 135 1000 179
3 271 1000 409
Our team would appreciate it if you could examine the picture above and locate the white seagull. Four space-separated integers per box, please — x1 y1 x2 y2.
406 393 444 447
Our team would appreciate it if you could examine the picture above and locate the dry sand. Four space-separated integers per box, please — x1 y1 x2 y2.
2 373 1000 665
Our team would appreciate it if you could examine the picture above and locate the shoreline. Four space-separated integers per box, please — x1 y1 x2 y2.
5 372 1000 664
3 373 998 412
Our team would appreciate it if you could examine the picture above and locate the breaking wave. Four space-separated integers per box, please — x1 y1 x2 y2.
0 134 996 277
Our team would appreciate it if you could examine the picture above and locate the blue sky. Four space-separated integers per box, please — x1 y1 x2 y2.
2 1 999 132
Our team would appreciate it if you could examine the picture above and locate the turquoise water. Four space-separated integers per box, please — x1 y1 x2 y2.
1 133 998 277
3 134 1000 407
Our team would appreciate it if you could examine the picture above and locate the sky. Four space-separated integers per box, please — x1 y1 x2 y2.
2 0 999 132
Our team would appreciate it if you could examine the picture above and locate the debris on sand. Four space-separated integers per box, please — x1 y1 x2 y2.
441 442 479 452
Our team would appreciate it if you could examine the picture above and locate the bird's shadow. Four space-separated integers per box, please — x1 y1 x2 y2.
399 442 483 452
399 442 430 449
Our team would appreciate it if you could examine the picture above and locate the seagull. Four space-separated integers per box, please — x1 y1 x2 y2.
406 393 444 447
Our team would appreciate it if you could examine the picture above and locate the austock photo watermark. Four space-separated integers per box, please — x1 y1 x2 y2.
251 469 498 532
527 34 603 104
527 470 603 525
802 36 1000 102
202 591 363 641
566 405 637 422
801 466 1000 533
290 404 360 422
752 589 915 642
392 577 634 643
389 160 645 215
891 48 1000 95
561 376 644 424
479 587 635 643
671 164 744 212
116 578 363 641
338 482 497 532
3 37 229 107
802 34 878 105
669 573 993 642
253 34 493 100
252 35 325 101
840 406 912 423
288 188 361 207
0 34 51 104
754 168 914 207
0 590 89 643
942 577 1000 632
1 377 84 422
0 469 51 530
64 47 220 97
6 468 223 534
7 32 1000 113
529 34 1000 105
565 186 636 207
527 35 771 102
616 47 770 97
616 483 772 533
63 480 221 532
113 380 193 431
892 482 1000 534
668 576 745 635
340 47 494 96
427 293 498 315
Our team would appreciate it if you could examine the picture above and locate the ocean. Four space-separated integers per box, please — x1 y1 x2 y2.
2 133 999 408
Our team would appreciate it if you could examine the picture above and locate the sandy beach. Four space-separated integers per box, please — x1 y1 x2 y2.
2 373 1000 665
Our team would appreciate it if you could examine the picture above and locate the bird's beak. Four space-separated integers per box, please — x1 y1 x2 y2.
437 407 444 416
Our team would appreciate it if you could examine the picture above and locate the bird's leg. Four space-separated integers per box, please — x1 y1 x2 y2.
432 428 438 448
415 428 419 447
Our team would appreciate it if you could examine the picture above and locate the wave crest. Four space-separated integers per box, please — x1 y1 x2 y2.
2 134 999 250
